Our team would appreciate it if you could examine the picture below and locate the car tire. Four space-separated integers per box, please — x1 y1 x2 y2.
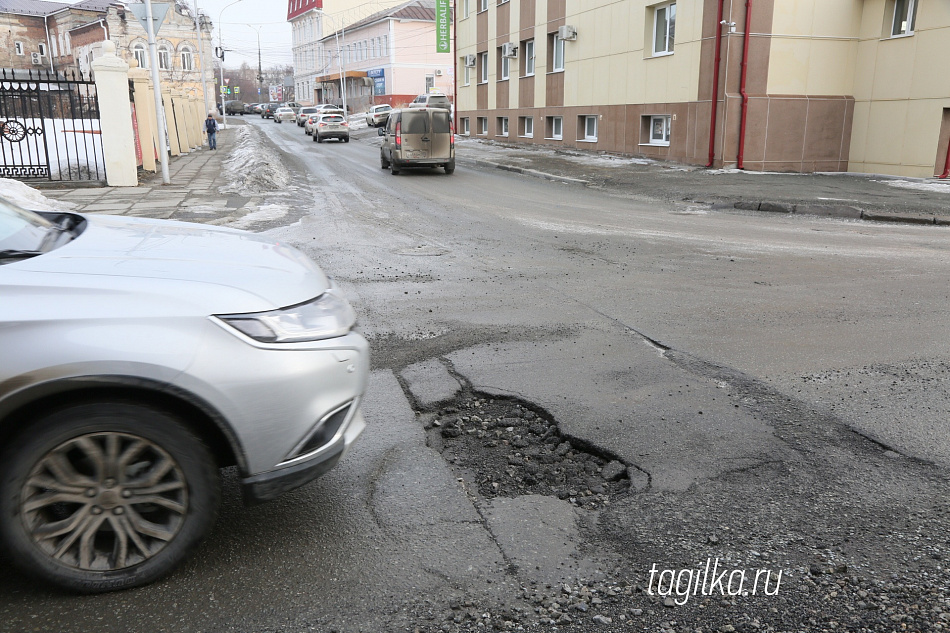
390 160 400 175
0 402 221 593
380 152 390 169
313 132 319 142
317 135 323 143
343 137 349 143
444 161 455 175
277 119 281 124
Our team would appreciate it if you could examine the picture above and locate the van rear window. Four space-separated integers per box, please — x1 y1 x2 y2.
432 111 451 133
402 112 429 134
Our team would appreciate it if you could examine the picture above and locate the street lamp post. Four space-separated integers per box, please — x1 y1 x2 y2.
245 24 264 103
191 0 211 116
216 0 245 129
313 9 346 114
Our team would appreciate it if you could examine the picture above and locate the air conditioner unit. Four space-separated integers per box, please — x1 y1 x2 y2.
501 42 518 58
30 52 42 65
463 54 476 67
434 69 443 76
557 25 577 40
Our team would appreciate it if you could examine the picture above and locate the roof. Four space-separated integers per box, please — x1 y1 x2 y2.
0 0 69 16
67 0 117 10
326 0 436 38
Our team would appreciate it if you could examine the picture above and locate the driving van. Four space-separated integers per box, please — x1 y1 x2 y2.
378 108 455 175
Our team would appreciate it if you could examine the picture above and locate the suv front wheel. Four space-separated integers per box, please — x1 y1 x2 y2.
0 402 221 593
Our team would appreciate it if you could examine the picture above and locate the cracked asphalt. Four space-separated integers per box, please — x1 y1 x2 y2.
9 118 949 632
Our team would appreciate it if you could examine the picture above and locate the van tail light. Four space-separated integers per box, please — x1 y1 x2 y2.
450 121 455 147
395 121 402 147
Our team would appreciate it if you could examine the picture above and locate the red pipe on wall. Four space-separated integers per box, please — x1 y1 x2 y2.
706 0 725 167
736 0 753 170
940 132 950 178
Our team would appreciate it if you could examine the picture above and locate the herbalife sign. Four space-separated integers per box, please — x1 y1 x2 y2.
436 0 450 53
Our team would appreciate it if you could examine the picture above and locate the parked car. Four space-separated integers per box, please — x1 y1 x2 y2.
244 103 260 114
379 107 454 174
252 103 266 114
274 107 296 123
406 92 451 111
224 100 246 115
0 196 368 592
312 113 349 143
261 103 278 119
316 103 342 112
366 104 392 127
297 106 319 127
304 113 322 136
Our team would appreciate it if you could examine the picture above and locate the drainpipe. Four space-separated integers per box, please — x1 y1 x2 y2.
43 15 55 73
940 133 950 179
706 0 725 167
99 19 108 41
453 0 458 132
736 0 753 170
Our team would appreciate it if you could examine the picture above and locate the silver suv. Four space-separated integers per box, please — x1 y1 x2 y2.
407 92 452 111
0 197 368 592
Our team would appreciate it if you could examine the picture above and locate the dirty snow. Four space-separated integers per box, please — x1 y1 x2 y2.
227 203 289 229
873 178 950 194
220 126 291 196
457 138 656 168
0 178 75 212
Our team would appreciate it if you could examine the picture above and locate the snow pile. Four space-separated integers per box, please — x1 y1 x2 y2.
228 203 289 229
0 178 75 212
873 178 950 194
220 126 291 196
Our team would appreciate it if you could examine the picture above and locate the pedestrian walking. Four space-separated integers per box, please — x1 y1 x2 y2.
205 112 219 150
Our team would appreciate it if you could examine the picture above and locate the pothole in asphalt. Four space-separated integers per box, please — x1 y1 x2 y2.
419 393 633 509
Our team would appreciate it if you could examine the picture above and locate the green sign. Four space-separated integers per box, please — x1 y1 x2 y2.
436 0 450 53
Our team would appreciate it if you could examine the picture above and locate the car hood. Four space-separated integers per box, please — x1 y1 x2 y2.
11 214 329 310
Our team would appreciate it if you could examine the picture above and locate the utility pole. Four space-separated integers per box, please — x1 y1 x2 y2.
191 0 211 116
143 0 170 184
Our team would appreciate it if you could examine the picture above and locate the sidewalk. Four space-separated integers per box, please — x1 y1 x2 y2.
451 136 950 225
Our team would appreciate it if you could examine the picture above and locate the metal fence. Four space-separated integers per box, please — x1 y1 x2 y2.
0 68 106 182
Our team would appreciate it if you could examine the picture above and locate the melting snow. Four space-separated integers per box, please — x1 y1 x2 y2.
873 179 950 194
220 127 291 196
0 178 75 212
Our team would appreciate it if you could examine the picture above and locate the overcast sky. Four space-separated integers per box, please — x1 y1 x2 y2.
192 0 293 68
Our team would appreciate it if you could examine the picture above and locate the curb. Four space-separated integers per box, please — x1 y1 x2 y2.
458 157 589 186
733 201 948 227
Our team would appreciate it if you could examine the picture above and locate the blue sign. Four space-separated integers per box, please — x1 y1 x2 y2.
368 69 385 95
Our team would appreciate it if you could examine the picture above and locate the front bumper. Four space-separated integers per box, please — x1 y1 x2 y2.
241 404 366 504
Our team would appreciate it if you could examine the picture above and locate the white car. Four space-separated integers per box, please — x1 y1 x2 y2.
297 106 319 127
274 107 296 123
366 104 392 127
0 197 368 592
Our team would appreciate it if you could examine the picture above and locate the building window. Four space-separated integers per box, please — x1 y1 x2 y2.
51 38 58 57
461 117 470 135
547 116 563 140
891 0 918 36
477 117 488 135
653 2 676 55
550 33 565 71
647 115 671 145
479 0 488 11
464 64 471 85
479 52 488 83
582 115 598 141
523 39 535 76
180 47 194 71
520 116 533 137
37 42 47 57
463 0 470 18
497 116 508 136
426 74 435 92
14 42 24 56
500 52 509 80
133 43 147 69
158 46 170 70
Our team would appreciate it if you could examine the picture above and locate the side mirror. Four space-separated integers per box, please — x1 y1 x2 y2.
377 127 385 136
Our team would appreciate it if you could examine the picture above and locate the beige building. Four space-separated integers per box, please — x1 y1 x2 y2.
456 0 950 176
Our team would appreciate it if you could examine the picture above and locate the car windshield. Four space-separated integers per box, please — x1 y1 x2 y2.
301 108 317 114
322 116 344 123
376 105 391 112
0 196 54 253
402 111 428 134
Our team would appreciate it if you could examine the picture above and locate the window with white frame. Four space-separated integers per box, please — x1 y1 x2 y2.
498 116 508 136
14 42 24 56
479 0 488 11
891 0 918 36
521 116 533 137
461 117 470 135
38 43 47 57
648 115 671 145
464 64 471 85
550 33 564 71
479 51 488 83
158 46 170 70
180 46 194 71
463 0 470 18
582 115 598 141
523 39 535 76
51 38 58 57
478 117 488 135
500 53 509 80
653 2 676 55
65 32 71 55
547 116 563 140
132 43 147 68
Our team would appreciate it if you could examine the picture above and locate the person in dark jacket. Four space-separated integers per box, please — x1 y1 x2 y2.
205 112 219 150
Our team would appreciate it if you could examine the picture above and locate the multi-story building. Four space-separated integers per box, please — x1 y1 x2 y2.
456 0 950 177
0 0 214 103
289 0 453 110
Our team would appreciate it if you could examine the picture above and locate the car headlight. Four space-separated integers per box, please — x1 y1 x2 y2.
216 290 356 343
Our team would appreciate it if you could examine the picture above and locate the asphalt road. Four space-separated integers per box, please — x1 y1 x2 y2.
4 117 949 632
